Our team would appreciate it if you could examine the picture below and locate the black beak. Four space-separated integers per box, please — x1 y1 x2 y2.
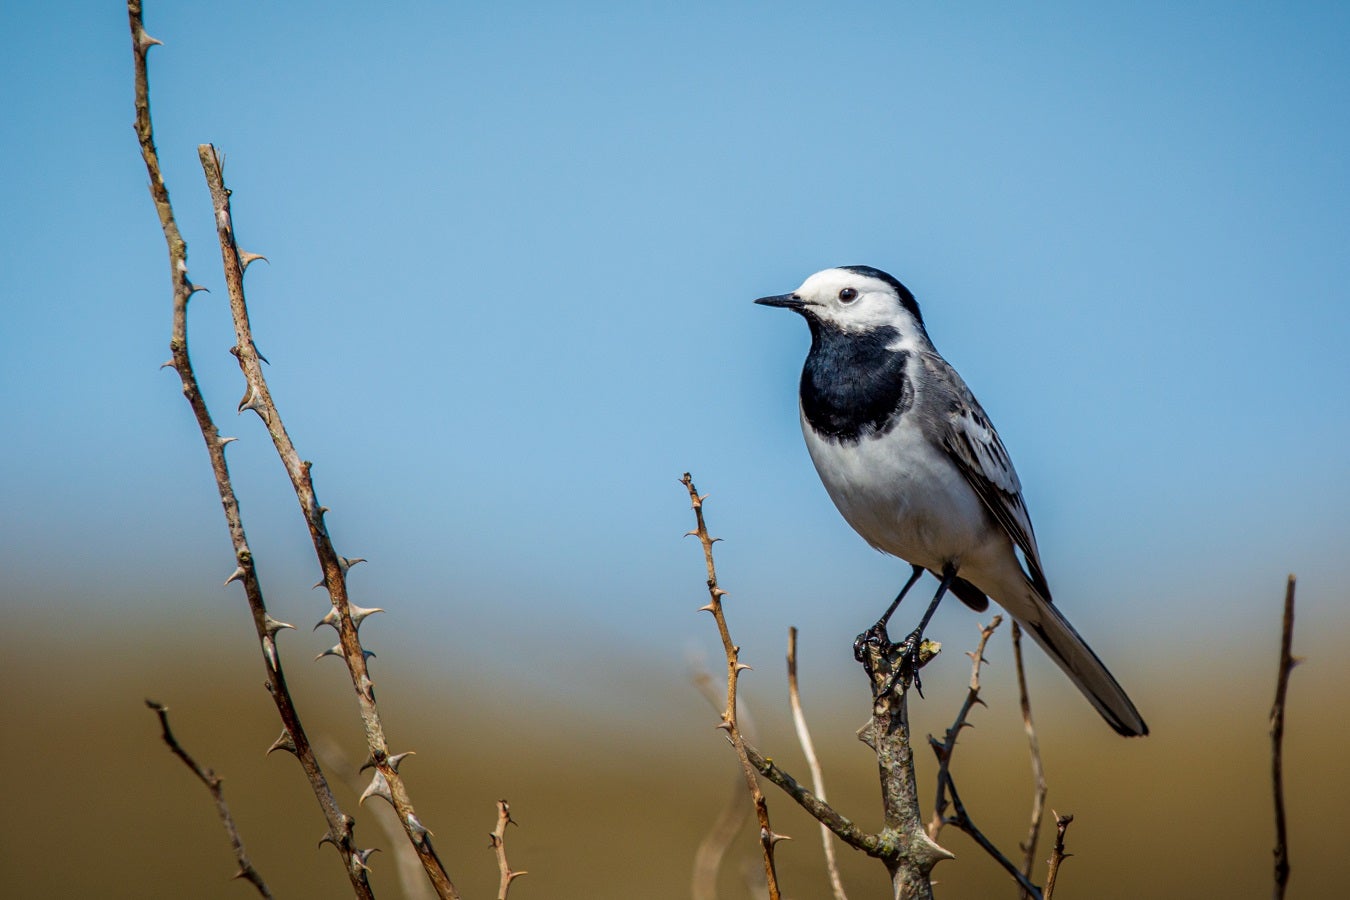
754 293 806 310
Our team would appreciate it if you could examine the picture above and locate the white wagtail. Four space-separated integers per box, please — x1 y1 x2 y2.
756 265 1147 736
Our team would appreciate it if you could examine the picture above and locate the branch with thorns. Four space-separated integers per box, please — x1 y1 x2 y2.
681 474 952 899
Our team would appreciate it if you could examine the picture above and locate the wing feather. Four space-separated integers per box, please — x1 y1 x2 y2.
924 354 1052 599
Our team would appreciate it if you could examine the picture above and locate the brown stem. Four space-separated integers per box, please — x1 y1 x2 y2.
196 143 458 899
1012 622 1047 897
681 473 782 899
1271 575 1297 900
145 701 273 899
127 5 372 896
1042 813 1073 899
490 800 527 900
788 627 848 900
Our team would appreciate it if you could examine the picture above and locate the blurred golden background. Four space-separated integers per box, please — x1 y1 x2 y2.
6 586 1346 899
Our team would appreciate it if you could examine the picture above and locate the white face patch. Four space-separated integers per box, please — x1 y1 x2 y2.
794 268 927 347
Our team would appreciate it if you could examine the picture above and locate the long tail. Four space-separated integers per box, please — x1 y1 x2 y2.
1007 582 1148 737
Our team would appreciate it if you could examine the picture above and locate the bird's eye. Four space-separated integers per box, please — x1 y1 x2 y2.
839 288 858 303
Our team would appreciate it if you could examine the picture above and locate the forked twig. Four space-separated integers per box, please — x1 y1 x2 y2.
787 627 848 900
682 473 784 900
927 618 1041 898
490 800 527 900
1042 813 1073 899
1012 622 1048 896
1271 575 1298 900
127 5 373 895
145 700 273 899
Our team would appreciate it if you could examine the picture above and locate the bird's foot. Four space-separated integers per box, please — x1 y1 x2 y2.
853 620 893 667
866 626 939 703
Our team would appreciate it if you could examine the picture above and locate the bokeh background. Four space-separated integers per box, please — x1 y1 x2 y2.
3 1 1348 897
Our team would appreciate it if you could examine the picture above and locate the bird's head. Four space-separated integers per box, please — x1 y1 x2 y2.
755 265 929 348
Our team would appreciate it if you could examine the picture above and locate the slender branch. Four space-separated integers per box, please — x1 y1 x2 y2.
1042 813 1073 899
197 144 457 899
127 5 372 896
926 617 1040 898
927 616 1002 839
742 742 880 855
1271 575 1298 900
489 800 527 900
690 668 754 900
145 701 273 899
788 627 848 900
681 473 783 899
1012 622 1047 897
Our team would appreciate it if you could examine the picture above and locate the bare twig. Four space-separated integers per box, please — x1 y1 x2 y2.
489 800 527 900
196 144 457 898
1042 813 1073 899
682 475 953 899
1012 622 1047 897
682 473 783 899
1271 575 1298 900
927 616 1002 839
127 5 373 896
691 667 755 900
926 618 1041 898
787 627 848 900
145 700 273 899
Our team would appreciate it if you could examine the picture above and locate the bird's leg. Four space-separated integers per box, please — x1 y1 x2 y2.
881 563 958 698
854 564 925 665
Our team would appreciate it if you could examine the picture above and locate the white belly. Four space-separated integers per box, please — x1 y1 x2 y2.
801 411 994 574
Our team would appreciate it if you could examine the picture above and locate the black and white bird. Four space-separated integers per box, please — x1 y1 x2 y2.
756 265 1147 736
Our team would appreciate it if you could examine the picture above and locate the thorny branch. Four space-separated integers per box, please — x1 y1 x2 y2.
490 800 527 900
690 668 755 900
197 142 457 898
681 473 784 900
1271 575 1298 900
682 475 952 899
127 4 373 896
926 618 1043 898
1012 622 1048 897
1042 813 1073 899
788 627 848 900
145 701 273 899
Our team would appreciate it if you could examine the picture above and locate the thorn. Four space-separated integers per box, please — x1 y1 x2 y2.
262 635 278 669
406 813 432 841
358 673 375 698
735 663 752 673
359 753 378 773
714 721 732 732
238 251 269 271
237 386 265 417
318 505 330 516
388 751 415 772
710 588 727 599
315 644 342 661
264 615 295 637
224 566 246 586
187 282 208 295
359 770 393 806
266 730 297 757
218 436 238 447
698 604 716 613
317 830 339 850
767 829 792 846
312 577 327 590
683 530 698 538
339 556 367 573
351 847 378 873
159 359 176 371
136 30 163 52
315 603 385 632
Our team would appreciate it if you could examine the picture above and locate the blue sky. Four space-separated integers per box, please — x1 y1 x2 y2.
2 2 1347 705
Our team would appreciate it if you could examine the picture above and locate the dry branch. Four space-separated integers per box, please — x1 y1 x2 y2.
682 474 952 899
145 700 273 898
1012 621 1047 896
681 473 784 899
127 4 374 895
1270 575 1298 900
1042 813 1073 899
489 800 527 900
787 627 848 900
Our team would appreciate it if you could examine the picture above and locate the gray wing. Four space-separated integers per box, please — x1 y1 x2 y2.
922 353 1052 600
